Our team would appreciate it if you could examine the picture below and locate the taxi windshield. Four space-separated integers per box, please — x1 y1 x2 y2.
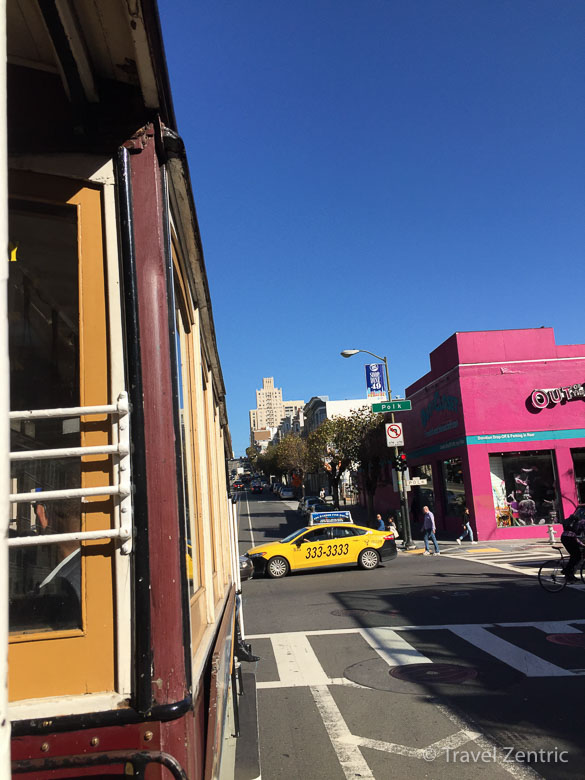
281 528 308 543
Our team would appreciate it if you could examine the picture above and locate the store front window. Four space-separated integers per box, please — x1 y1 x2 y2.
409 464 435 525
489 451 561 527
441 457 465 517
572 449 585 504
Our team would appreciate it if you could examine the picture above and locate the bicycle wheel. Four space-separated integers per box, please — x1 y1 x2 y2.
539 560 567 592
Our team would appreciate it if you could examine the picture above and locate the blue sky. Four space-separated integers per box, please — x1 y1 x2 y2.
158 0 585 456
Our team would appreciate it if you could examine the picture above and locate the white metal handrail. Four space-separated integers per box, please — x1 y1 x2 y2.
8 392 132 554
8 528 131 547
10 485 128 503
10 443 129 461
9 397 128 420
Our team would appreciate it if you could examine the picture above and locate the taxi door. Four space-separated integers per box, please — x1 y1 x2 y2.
328 525 359 565
293 527 332 569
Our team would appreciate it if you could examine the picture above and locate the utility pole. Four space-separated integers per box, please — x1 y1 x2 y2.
341 349 415 549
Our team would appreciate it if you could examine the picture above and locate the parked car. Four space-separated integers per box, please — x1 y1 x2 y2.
302 496 326 516
280 486 294 500
298 496 318 514
306 502 332 516
239 554 254 581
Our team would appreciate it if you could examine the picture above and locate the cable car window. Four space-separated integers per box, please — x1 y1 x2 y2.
8 174 115 703
8 199 82 633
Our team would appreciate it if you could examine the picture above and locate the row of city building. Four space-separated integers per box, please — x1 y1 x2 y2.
249 378 384 448
249 328 585 542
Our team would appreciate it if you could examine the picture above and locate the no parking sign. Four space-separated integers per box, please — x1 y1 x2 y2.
385 422 404 447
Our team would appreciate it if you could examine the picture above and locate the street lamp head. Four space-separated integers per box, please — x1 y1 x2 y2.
340 349 360 358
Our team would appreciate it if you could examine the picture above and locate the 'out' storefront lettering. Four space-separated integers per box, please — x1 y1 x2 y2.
530 383 585 409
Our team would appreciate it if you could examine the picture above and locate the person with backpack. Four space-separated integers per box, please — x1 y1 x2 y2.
560 506 585 582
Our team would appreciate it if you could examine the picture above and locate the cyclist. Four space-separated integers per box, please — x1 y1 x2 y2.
560 506 585 582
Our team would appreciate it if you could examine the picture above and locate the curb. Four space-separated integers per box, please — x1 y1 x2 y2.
235 668 261 780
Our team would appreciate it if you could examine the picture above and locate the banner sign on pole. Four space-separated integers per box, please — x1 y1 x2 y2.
365 363 386 399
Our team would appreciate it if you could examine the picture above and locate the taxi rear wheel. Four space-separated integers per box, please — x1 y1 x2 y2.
266 556 290 579
358 548 380 570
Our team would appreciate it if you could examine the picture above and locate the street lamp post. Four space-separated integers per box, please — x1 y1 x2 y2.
340 349 415 549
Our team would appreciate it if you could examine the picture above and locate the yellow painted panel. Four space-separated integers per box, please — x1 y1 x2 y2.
9 174 115 701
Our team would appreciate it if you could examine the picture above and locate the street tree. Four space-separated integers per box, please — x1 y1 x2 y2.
245 446 259 473
256 446 282 481
275 434 308 495
306 415 356 509
349 410 388 522
307 408 386 516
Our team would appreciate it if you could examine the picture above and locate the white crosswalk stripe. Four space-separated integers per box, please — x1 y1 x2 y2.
252 623 565 779
441 544 571 578
250 619 585 687
361 625 433 667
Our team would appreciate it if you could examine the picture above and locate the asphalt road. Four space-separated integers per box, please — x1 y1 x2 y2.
236 490 585 780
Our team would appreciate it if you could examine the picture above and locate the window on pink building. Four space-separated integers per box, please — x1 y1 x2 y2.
572 449 585 504
441 457 465 517
489 451 561 527
409 464 435 523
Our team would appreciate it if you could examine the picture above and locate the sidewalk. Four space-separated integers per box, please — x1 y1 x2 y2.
345 502 560 553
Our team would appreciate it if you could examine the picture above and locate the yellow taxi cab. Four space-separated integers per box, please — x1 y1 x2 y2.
245 523 398 579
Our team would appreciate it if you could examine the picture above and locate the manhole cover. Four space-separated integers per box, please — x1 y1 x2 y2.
390 663 478 684
331 609 369 616
546 633 585 647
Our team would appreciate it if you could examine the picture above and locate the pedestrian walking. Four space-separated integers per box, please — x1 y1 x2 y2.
375 513 385 531
422 506 440 555
456 508 477 545
386 515 400 539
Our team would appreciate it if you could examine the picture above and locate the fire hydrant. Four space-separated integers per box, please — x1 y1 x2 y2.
547 524 557 545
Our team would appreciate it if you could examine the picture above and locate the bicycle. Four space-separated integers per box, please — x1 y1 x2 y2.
538 544 585 592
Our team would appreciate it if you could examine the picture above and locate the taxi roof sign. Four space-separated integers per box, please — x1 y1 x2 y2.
309 510 353 525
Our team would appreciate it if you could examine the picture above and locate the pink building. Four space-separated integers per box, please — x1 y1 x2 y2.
387 328 585 541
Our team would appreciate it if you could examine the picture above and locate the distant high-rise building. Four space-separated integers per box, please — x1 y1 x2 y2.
249 377 304 445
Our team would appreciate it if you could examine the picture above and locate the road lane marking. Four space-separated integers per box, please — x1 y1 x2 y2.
270 632 330 687
257 676 366 690
360 626 432 666
432 700 542 779
449 625 574 677
245 493 255 548
310 685 374 779
463 547 502 553
248 619 585 640
347 728 480 758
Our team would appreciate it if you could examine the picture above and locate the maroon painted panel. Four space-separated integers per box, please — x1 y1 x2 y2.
204 590 236 780
127 124 186 703
12 721 160 776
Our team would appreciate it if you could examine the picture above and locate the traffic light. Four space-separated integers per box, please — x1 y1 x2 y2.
392 453 407 471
